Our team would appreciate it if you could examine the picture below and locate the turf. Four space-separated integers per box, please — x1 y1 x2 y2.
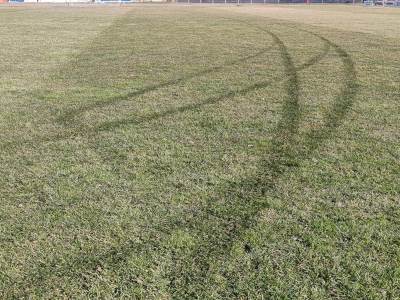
0 4 399 299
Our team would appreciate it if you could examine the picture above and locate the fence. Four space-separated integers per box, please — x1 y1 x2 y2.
5 0 400 4
173 0 400 4
176 0 362 3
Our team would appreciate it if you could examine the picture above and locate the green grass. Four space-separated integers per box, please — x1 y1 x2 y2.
0 4 399 299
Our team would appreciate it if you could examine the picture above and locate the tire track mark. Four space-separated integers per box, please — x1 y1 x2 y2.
57 16 329 128
57 48 273 125
55 14 276 125
89 16 329 134
92 40 328 133
4 20 337 297
5 22 290 297
160 19 358 297
0 49 274 152
0 39 329 152
304 31 358 147
166 26 303 297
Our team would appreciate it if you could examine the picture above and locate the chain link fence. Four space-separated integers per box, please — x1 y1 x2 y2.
175 0 362 3
6 0 400 5
174 0 400 4
176 0 358 3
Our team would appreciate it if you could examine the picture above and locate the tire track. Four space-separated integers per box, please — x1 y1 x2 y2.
164 24 358 297
90 16 330 134
57 15 329 128
93 39 329 133
166 26 302 297
57 48 273 125
55 14 277 125
5 20 339 297
304 31 358 146
6 21 300 296
0 48 275 152
0 37 329 152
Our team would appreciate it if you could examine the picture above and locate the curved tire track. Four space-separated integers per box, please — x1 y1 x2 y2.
57 48 273 124
0 35 329 151
7 21 302 296
6 20 350 298
165 24 358 297
93 37 329 133
166 26 302 297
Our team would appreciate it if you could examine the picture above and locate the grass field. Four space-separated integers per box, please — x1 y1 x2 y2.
0 4 399 299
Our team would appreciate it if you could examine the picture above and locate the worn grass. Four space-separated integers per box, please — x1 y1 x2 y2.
0 4 399 299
